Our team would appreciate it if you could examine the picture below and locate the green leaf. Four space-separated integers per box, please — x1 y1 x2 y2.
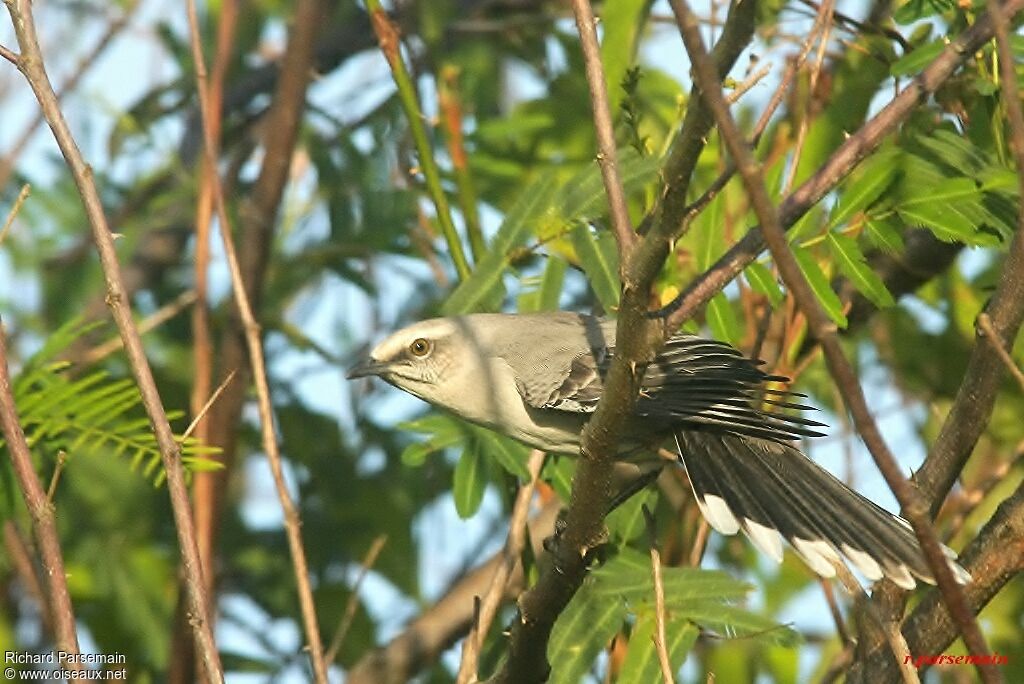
899 177 982 207
605 488 655 542
443 170 559 315
791 245 847 328
828 154 899 228
548 581 628 684
827 232 895 308
890 39 945 76
897 204 977 243
672 600 801 647
745 262 784 306
618 613 698 684
543 456 575 502
556 148 660 225
570 224 621 310
599 0 651 113
864 218 905 253
452 446 487 518
591 549 752 604
707 293 742 346
467 425 531 480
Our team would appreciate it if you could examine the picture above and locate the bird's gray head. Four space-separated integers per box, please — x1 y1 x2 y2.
347 317 480 404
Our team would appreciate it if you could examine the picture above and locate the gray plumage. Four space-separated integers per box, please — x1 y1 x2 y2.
349 311 969 589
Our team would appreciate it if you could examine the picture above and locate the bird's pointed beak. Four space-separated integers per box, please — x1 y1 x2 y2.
346 357 391 380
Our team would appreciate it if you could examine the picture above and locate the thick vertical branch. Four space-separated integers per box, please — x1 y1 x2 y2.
0 324 84 677
668 0 1002 680
491 2 757 680
1 1 223 679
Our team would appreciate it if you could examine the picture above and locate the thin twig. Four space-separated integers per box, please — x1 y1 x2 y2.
325 535 388 664
1 184 31 247
977 313 1024 391
0 322 85 677
832 566 920 684
45 450 68 503
183 1 329 682
571 0 637 265
366 0 471 281
2 521 53 636
725 61 771 104
0 42 17 65
182 370 237 441
0 1 138 190
818 578 851 646
1 1 223 678
81 290 198 364
457 451 545 684
642 505 676 684
779 0 834 195
668 1 1002 680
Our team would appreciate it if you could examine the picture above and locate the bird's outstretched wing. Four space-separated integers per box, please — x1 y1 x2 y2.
526 333 825 442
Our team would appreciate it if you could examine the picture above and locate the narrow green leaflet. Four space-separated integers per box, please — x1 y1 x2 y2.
557 148 660 223
670 600 801 647
548 581 629 684
397 414 464 466
542 456 575 502
570 224 621 310
452 446 487 518
828 154 898 228
791 245 847 328
605 488 656 542
599 0 651 113
745 261 784 306
538 257 567 312
707 293 742 347
591 549 752 604
443 170 559 315
467 424 531 480
826 232 895 308
898 203 977 243
618 614 698 684
864 217 905 253
889 39 944 76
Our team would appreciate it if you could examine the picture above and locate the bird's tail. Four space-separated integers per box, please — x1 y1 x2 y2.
673 430 970 589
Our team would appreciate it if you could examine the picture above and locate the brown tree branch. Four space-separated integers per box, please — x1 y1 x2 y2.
571 0 637 263
659 0 1024 331
668 1 1002 680
456 450 545 684
0 329 83 676
1 0 224 678
492 2 757 680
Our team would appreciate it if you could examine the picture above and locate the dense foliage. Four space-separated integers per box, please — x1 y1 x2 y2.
1 0 1022 682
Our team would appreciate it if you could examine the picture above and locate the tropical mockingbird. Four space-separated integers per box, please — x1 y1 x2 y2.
348 311 969 589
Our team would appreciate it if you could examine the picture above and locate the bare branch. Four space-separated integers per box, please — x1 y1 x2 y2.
0 323 84 676
571 0 637 264
643 506 676 684
668 1 1002 680
326 535 388 665
1 0 223 677
1 184 30 247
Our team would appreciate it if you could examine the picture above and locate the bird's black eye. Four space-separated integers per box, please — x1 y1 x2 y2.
408 338 432 357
